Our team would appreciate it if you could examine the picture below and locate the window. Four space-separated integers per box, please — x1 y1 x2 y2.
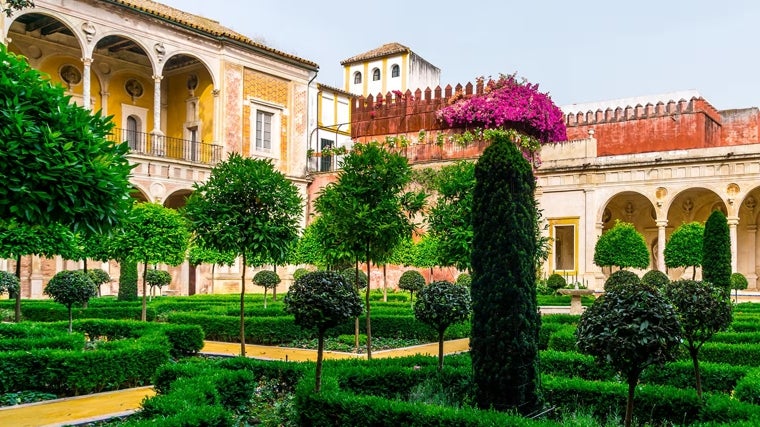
372 68 381 81
320 138 333 172
250 99 282 159
554 225 575 271
391 64 400 78
255 111 273 151
353 71 362 84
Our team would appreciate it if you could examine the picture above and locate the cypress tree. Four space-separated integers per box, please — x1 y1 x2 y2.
470 133 541 414
117 258 138 301
702 210 731 292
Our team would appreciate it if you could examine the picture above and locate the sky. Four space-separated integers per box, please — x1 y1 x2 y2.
159 0 760 111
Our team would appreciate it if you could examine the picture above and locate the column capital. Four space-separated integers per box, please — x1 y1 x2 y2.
81 57 93 66
727 216 740 226
152 74 163 83
656 219 668 228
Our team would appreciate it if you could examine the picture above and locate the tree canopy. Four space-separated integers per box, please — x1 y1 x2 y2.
44 270 97 333
427 161 475 271
594 221 649 270
702 210 731 292
414 280 471 370
664 222 704 279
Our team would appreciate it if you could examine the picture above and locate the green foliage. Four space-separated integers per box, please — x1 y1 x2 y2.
187 242 236 267
185 152 303 267
414 280 471 370
641 269 669 289
703 210 732 291
470 133 541 414
427 161 475 271
146 269 171 289
284 271 363 334
118 258 138 301
117 203 190 267
0 45 133 234
253 270 281 289
87 268 111 286
593 221 649 269
414 234 439 269
44 270 97 332
290 217 332 269
732 272 749 291
293 268 310 281
576 282 681 426
341 267 368 290
664 279 732 398
398 270 425 293
603 269 641 293
2 0 34 17
0 271 19 297
455 273 471 288
734 368 760 404
664 222 704 277
546 273 567 293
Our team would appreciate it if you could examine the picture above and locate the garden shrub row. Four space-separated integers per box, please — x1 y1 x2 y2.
13 303 156 322
167 312 470 344
0 320 204 396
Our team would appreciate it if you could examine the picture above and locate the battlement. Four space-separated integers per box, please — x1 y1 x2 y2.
563 95 722 128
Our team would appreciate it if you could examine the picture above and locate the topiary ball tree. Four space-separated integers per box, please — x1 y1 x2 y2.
546 273 567 294
664 222 704 279
0 270 20 299
87 268 111 297
594 221 650 271
730 272 748 302
577 283 681 427
664 279 732 400
253 270 281 309
44 270 97 333
146 269 171 300
604 269 641 293
702 210 731 293
414 280 471 371
641 269 670 289
398 269 425 308
284 271 363 393
341 267 368 290
470 133 541 414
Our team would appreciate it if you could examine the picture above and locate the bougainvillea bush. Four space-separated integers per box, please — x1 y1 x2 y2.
436 74 567 144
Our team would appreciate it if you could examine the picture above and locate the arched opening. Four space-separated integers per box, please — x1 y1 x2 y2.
599 191 657 275
353 71 362 84
372 68 381 81
391 64 400 78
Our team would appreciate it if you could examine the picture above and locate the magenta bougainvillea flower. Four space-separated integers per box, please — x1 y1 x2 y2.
436 74 567 143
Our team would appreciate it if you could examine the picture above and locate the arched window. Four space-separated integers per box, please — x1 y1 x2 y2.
372 68 381 81
391 64 400 78
353 71 362 84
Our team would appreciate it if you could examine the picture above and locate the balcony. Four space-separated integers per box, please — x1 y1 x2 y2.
108 128 223 165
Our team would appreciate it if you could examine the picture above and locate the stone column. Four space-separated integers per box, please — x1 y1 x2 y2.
747 225 758 289
656 220 668 272
728 216 739 273
151 75 165 156
81 58 93 110
213 88 222 159
100 91 109 116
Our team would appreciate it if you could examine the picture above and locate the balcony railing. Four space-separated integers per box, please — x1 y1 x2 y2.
109 128 222 165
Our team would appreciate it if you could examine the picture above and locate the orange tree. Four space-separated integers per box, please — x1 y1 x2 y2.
184 153 303 356
664 222 704 279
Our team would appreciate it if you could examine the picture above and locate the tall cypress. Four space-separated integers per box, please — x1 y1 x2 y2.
470 133 541 414
702 210 731 292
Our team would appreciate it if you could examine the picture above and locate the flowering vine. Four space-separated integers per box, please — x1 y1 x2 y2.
436 74 567 144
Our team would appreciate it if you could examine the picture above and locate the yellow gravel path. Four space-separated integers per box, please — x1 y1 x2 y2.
0 339 470 426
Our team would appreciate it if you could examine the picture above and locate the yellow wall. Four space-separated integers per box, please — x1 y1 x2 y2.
106 73 154 130
243 68 290 164
164 69 214 143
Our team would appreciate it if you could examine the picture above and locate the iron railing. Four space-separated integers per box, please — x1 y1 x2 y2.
109 128 223 165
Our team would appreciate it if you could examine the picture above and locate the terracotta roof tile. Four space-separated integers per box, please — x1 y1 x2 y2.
340 42 411 65
108 0 318 69
318 83 358 97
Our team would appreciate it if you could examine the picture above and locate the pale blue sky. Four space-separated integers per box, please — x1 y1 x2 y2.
159 0 759 111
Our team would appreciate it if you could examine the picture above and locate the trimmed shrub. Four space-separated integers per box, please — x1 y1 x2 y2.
703 210 732 292
118 259 138 301
734 368 760 404
546 273 567 293
252 270 281 308
146 269 171 294
641 269 670 289
603 269 640 293
87 268 111 297
731 272 749 301
44 270 97 332
0 271 20 297
455 273 472 288
341 267 368 290
398 270 425 306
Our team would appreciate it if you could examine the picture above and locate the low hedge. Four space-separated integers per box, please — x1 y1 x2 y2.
168 312 470 344
640 360 747 394
734 368 760 404
698 342 760 366
17 304 156 322
546 325 577 352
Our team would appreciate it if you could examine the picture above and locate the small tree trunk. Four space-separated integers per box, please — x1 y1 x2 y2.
141 262 148 321
14 255 21 322
240 253 247 357
272 265 277 301
438 330 445 371
382 264 387 302
692 266 696 280
625 371 638 427
68 306 73 334
366 253 372 360
315 331 325 393
263 288 268 309
354 259 360 352
690 345 703 400
211 263 216 294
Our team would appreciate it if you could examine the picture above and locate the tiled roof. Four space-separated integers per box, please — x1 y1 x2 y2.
318 83 358 97
107 0 318 69
340 42 411 65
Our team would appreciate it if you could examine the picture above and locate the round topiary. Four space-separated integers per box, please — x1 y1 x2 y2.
456 273 472 288
253 270 281 289
731 272 748 302
641 269 670 289
398 270 425 292
0 271 20 298
546 273 567 293
44 270 97 332
604 270 641 293
87 268 112 297
341 267 368 290
414 280 472 370
293 268 310 282
146 269 172 289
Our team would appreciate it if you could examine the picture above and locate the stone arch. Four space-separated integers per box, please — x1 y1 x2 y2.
6 11 87 53
130 185 150 203
164 189 193 210
736 186 760 289
162 51 218 88
91 31 155 71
